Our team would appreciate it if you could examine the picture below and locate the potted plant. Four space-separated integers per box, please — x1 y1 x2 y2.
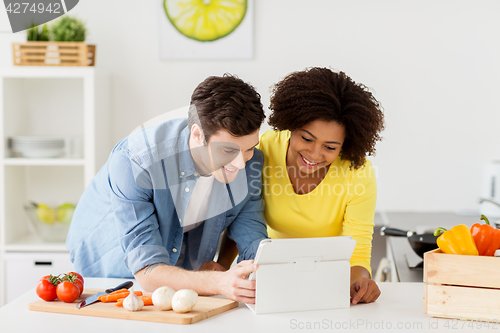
51 16 87 42
13 16 95 66
26 24 49 41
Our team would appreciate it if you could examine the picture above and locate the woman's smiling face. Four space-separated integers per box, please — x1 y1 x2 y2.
287 119 346 175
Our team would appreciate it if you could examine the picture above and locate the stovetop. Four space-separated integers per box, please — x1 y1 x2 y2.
384 212 481 283
405 254 423 270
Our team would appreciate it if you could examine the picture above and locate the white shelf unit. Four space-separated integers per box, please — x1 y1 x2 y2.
0 67 110 305
3 158 86 166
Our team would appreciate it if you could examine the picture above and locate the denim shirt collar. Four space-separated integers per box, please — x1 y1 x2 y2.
178 126 199 179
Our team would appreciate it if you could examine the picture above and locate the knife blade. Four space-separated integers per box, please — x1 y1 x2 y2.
76 281 133 309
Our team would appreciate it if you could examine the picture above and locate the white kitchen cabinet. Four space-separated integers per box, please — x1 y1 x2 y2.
4 252 74 303
0 67 110 306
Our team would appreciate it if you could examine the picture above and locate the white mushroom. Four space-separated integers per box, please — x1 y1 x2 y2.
152 286 176 311
171 289 198 313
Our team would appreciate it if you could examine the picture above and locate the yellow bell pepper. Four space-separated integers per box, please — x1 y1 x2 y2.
433 224 479 255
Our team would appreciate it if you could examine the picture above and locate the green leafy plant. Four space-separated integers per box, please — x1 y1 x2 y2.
51 16 86 42
26 23 49 41
26 24 37 41
39 24 49 41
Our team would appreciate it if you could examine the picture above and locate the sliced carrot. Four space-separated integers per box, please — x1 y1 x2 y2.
98 290 127 302
104 288 129 297
97 288 129 301
115 296 153 307
99 291 143 302
141 295 153 306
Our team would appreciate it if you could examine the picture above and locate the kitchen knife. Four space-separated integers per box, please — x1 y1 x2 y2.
76 281 133 309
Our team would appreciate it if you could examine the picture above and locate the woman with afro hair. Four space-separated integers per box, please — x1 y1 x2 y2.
257 67 385 304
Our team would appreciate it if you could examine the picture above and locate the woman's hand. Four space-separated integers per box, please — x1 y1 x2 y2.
350 277 381 304
349 266 381 304
218 260 258 304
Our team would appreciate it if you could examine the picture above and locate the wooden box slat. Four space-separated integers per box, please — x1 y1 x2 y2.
424 248 500 321
424 284 500 321
12 42 95 67
424 249 500 288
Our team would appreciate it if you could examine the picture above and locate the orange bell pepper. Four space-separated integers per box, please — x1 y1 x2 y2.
434 224 478 255
470 215 500 256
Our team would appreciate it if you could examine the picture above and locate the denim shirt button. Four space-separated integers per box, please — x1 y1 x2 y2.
172 248 178 253
185 187 190 192
181 172 185 176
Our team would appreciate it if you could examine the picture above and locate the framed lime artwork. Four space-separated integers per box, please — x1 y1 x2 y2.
159 0 254 60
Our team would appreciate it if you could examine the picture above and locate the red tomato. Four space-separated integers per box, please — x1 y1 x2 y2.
40 275 61 285
73 278 84 296
66 272 84 296
67 272 84 284
56 281 80 303
36 279 58 301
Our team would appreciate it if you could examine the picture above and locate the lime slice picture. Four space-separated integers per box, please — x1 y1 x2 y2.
164 0 247 42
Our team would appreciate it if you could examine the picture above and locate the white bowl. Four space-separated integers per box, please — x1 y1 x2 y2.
13 148 64 158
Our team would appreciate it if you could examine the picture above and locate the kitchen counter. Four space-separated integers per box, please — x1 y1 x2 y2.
384 212 481 283
1 278 498 333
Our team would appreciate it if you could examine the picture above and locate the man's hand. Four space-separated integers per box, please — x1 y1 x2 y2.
199 261 227 271
134 260 258 303
350 277 381 304
218 260 257 304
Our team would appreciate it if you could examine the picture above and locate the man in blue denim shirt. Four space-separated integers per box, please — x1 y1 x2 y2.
66 75 268 303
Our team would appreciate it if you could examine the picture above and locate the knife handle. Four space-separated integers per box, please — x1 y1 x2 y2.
104 281 133 294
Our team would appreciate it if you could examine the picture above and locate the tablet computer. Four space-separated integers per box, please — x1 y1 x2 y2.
247 236 356 281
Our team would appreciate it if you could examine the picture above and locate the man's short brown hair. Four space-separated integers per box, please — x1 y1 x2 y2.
188 74 265 143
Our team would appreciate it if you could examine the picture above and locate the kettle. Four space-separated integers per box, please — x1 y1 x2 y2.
479 161 500 218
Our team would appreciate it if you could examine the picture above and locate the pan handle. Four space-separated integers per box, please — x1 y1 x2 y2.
380 226 414 237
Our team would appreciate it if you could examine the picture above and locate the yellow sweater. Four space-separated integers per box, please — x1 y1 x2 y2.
258 130 377 275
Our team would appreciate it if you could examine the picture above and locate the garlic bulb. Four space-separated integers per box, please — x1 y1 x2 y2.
152 286 176 311
122 288 144 312
172 289 198 313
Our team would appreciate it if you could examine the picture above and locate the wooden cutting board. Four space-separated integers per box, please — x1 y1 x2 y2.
28 288 238 325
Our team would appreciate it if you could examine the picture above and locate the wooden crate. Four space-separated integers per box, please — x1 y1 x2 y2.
423 249 500 321
12 42 95 66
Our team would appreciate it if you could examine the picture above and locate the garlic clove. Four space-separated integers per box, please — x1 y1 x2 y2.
122 288 144 312
172 289 198 313
152 286 176 311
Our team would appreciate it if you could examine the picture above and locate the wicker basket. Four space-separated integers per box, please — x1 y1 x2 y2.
12 42 95 66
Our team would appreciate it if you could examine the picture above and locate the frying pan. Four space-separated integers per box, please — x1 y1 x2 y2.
380 226 439 258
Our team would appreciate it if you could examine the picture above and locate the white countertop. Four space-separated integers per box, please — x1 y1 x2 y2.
1 278 497 333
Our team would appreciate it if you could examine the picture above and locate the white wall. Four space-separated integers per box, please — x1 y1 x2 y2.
1 0 499 212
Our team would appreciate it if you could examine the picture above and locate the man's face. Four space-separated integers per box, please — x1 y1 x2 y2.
189 124 260 183
206 129 260 183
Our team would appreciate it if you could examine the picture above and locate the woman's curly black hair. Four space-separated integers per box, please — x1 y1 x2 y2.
268 67 385 169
